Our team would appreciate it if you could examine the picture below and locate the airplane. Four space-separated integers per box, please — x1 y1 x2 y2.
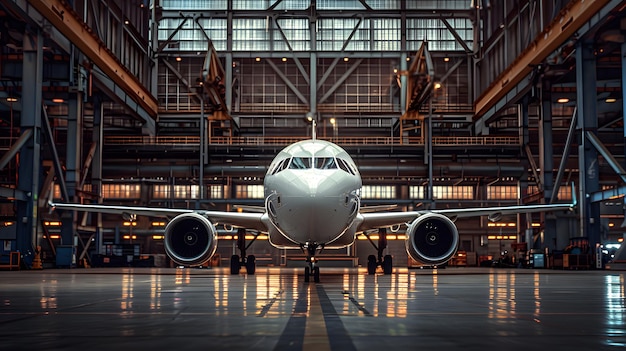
49 135 577 282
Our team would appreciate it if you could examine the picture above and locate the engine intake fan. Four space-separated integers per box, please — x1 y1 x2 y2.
164 213 218 266
405 213 459 265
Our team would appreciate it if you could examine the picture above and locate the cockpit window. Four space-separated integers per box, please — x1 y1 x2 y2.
270 158 289 175
337 158 356 175
314 157 337 169
289 157 312 169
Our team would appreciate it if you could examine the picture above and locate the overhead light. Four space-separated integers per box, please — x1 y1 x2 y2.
434 82 442 90
6 97 17 102
330 117 336 125
605 98 617 103
444 57 450 62
175 56 182 62
557 98 569 103
124 19 129 25
282 57 287 62
52 98 64 103
255 57 261 62
343 57 349 62
406 57 411 61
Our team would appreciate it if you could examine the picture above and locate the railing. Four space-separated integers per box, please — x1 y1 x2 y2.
104 135 521 146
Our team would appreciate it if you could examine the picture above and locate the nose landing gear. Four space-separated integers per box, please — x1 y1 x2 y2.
302 242 323 283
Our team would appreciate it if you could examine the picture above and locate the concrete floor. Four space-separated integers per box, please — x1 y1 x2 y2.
0 267 624 350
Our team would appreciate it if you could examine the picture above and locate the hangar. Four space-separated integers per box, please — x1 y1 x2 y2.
0 1 625 349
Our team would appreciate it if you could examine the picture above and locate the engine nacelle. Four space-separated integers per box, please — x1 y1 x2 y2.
164 213 218 266
405 213 459 266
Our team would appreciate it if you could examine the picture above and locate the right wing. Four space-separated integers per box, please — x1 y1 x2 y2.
49 202 268 233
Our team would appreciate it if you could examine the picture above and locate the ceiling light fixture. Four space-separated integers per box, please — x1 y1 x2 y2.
557 98 569 103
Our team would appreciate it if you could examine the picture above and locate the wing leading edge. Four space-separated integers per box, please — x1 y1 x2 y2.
356 195 577 232
49 202 268 233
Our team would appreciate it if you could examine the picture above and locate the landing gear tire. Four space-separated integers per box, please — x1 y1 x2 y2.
383 254 393 274
313 266 320 283
246 255 256 275
230 255 241 275
367 255 377 275
304 266 310 283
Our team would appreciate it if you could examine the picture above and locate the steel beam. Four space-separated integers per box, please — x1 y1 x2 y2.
585 131 626 183
266 58 309 106
274 17 309 85
318 58 364 105
576 40 601 246
474 0 611 118
440 18 471 53
551 107 577 204
540 80 556 251
0 129 32 171
588 185 626 203
15 27 43 264
28 0 158 118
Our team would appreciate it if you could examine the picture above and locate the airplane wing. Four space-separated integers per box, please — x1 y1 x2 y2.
356 200 576 232
49 202 268 233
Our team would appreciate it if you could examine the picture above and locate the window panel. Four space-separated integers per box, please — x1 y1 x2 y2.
102 184 141 199
432 186 474 200
235 185 265 199
487 186 519 200
361 185 395 199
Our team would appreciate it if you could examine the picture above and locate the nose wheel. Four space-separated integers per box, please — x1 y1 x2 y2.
304 264 320 283
302 242 323 283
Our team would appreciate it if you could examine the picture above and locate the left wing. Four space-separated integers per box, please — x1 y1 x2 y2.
356 199 576 232
49 202 268 232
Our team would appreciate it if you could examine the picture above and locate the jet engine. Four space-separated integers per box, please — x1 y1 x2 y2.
405 213 459 265
164 213 218 266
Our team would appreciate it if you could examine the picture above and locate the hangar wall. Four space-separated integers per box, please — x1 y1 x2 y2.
0 0 624 268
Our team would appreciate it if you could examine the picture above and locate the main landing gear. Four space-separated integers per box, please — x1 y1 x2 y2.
365 228 393 275
230 228 259 275
302 242 323 283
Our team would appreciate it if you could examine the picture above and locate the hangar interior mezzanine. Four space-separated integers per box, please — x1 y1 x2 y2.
0 0 625 270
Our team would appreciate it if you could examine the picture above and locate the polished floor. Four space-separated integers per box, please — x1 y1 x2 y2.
0 266 624 350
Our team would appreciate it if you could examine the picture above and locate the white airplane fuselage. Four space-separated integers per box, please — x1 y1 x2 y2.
263 139 362 249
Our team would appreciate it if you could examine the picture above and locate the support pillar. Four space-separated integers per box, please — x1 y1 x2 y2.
622 41 626 167
576 41 601 247
92 95 104 255
15 27 44 266
540 80 556 251
517 98 532 251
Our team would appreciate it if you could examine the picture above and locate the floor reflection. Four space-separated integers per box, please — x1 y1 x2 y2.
604 274 625 347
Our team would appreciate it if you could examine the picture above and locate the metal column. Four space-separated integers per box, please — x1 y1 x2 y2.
92 95 104 255
15 28 44 265
575 41 601 246
540 80 556 251
518 98 532 251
